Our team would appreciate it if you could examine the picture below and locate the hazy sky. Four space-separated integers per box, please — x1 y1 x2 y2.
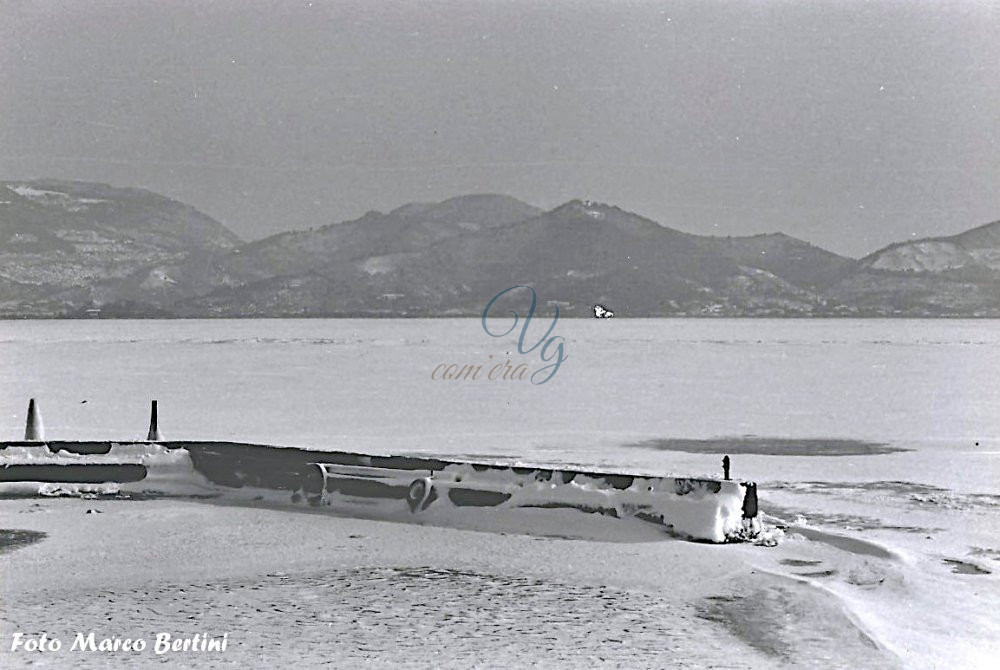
1 0 997 257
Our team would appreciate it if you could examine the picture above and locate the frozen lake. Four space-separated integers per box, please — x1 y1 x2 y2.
2 318 998 666
1 318 997 484
1 318 998 439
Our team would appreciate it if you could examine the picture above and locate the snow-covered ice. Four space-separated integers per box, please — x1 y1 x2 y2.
1 318 997 668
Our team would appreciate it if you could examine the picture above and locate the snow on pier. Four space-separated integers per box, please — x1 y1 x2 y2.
0 400 759 543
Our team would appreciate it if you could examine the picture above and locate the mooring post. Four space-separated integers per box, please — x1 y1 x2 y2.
24 398 44 442
742 482 758 519
722 454 731 481
146 400 164 441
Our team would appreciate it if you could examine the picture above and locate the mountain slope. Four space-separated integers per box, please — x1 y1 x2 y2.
0 180 241 316
826 220 1000 316
178 199 843 317
130 193 542 310
699 233 853 290
860 220 1000 275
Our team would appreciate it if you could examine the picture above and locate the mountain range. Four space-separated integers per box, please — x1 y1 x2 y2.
1 179 998 318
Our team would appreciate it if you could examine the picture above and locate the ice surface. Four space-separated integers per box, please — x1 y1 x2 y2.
0 318 997 667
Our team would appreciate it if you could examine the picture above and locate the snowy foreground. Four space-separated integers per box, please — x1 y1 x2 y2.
0 440 997 668
4 495 896 669
0 445 996 668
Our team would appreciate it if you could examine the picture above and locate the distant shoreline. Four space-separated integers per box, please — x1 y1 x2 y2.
5 314 1000 320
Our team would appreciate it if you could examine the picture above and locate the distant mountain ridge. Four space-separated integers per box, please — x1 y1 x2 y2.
0 179 240 317
1 180 997 317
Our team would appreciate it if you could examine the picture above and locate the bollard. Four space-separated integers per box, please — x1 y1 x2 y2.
146 400 164 441
722 454 731 481
24 398 44 442
742 482 758 519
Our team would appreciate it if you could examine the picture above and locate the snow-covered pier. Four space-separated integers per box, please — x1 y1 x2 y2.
1 400 759 542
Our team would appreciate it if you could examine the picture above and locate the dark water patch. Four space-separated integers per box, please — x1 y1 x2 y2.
0 529 47 554
781 559 822 567
943 559 991 575
631 437 905 456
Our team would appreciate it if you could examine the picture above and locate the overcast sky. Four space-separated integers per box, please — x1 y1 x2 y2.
1 0 997 257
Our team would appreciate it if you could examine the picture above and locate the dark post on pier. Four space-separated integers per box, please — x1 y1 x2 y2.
147 400 164 442
722 454 731 481
24 398 44 442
